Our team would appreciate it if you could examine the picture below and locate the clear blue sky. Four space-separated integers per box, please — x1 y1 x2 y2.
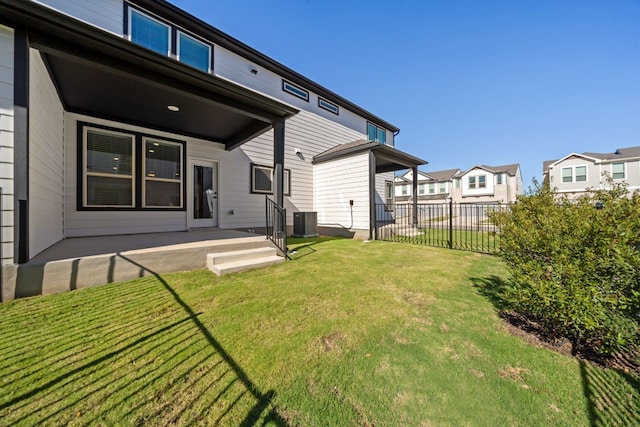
172 0 640 187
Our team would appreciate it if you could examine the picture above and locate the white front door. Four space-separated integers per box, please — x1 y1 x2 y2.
188 159 218 228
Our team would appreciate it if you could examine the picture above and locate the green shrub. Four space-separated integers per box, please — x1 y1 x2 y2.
490 178 640 354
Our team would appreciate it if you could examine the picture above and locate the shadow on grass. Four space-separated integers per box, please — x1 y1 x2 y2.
287 236 343 261
472 274 640 426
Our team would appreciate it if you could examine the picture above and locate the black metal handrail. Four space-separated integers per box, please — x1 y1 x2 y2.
265 196 288 259
375 201 507 254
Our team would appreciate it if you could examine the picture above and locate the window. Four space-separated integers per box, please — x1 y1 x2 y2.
143 139 183 207
562 165 587 183
385 181 393 210
612 162 625 180
478 175 486 188
418 184 425 195
469 176 476 189
81 124 184 210
428 183 435 194
496 173 503 185
178 31 210 72
454 178 460 189
250 164 291 196
318 97 339 115
84 128 135 207
129 8 171 56
402 185 408 195
438 183 446 193
282 80 309 101
367 122 386 144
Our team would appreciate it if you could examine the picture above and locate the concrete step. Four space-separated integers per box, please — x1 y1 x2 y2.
207 246 277 266
209 254 285 276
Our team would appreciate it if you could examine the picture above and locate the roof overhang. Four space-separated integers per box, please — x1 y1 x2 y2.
547 153 600 169
313 140 427 173
1 0 298 149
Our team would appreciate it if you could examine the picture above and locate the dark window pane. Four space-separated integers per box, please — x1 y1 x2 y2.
87 176 132 206
145 181 181 207
254 167 272 192
145 141 181 180
179 33 209 72
367 123 377 142
377 127 386 144
131 10 169 55
86 130 132 176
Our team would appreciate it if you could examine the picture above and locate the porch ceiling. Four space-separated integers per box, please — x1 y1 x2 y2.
3 0 298 149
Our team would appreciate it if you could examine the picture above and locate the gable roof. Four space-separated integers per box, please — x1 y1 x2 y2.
543 146 640 171
423 168 461 182
462 164 520 176
313 140 427 173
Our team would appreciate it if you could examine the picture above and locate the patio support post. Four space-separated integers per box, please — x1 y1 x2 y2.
14 27 29 264
412 166 418 228
369 151 377 240
273 119 285 209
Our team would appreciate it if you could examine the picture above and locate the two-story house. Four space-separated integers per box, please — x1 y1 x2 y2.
543 146 640 197
0 0 426 270
395 164 522 204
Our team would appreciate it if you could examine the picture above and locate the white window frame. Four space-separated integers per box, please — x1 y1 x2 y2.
428 183 435 194
496 173 503 185
612 162 625 180
469 176 476 189
562 165 587 183
478 175 486 188
402 185 408 195
438 182 446 193
142 138 184 208
418 183 425 195
128 7 172 56
177 30 212 73
250 164 291 196
83 127 136 208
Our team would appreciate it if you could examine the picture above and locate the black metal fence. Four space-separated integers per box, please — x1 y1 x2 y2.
265 196 288 258
375 201 508 254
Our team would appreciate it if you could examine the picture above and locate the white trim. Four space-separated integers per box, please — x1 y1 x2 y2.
83 126 136 208
561 164 587 183
548 153 601 169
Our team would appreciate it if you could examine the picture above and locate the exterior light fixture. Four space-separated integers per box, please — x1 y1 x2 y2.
167 105 180 112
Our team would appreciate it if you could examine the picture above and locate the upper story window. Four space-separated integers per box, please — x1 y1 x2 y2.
178 31 211 72
478 175 486 188
401 185 408 195
438 183 446 193
418 184 425 195
129 8 171 56
428 183 435 194
469 175 486 189
454 178 460 189
562 166 587 183
127 6 213 74
282 80 309 101
367 122 386 144
318 98 339 115
496 173 503 185
612 162 625 180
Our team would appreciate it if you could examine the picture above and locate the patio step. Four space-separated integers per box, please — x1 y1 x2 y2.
207 247 285 276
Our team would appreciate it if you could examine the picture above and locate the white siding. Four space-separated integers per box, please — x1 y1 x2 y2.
31 0 124 35
314 152 370 230
213 45 383 142
29 49 64 257
0 26 13 265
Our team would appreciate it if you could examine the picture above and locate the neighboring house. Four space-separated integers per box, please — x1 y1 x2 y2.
543 146 640 197
0 0 426 267
395 164 522 204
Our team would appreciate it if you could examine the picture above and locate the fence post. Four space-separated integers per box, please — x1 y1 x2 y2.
448 198 453 249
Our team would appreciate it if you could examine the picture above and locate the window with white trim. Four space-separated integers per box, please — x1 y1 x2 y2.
282 80 309 101
469 176 476 189
177 31 211 72
251 164 291 196
367 122 387 144
562 166 587 183
418 184 425 195
612 162 625 180
428 183 435 194
496 173 503 184
478 175 486 188
143 138 183 207
454 178 460 189
84 127 135 207
438 183 446 193
129 8 171 56
401 185 408 195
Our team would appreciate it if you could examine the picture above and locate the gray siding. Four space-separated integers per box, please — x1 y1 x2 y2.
314 152 370 230
0 25 13 265
32 0 124 35
29 49 64 257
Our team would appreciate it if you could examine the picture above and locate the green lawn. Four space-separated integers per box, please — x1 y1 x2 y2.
1 238 638 426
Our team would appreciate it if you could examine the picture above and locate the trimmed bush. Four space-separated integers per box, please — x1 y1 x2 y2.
491 178 640 354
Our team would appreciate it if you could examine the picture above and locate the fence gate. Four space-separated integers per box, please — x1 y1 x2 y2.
375 201 506 254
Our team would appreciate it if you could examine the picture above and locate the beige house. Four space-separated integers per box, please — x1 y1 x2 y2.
543 146 640 198
395 164 522 204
